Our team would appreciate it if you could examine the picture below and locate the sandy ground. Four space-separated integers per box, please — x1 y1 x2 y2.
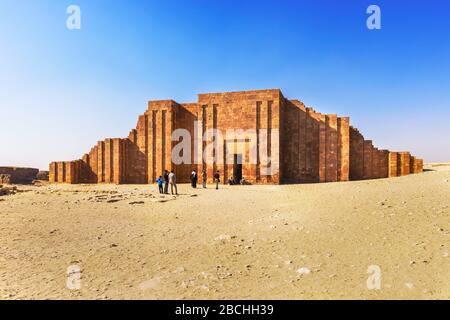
1 164 449 300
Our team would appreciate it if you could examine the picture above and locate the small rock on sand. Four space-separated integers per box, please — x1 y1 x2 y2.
297 267 311 275
151 199 168 203
0 186 18 196
129 201 145 205
214 234 235 242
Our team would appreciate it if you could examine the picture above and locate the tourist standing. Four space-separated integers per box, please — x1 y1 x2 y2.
190 170 198 188
163 170 169 194
168 171 178 195
202 170 207 189
156 176 163 194
214 170 220 190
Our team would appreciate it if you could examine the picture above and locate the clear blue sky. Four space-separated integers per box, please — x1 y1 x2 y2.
1 0 449 170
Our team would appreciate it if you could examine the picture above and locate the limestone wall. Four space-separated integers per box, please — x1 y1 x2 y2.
0 167 39 184
49 89 423 185
197 89 282 184
282 100 350 183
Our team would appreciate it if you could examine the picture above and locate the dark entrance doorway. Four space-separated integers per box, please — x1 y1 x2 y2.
233 154 243 184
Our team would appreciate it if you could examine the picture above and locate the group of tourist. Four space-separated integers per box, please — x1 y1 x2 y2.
190 170 221 190
156 169 221 195
156 170 178 195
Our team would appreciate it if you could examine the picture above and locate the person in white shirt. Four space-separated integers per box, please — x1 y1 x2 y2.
168 171 178 195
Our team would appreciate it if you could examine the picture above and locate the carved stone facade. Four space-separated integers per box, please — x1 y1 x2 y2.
49 89 423 184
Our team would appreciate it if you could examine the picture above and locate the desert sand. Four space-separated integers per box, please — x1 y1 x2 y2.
0 164 449 300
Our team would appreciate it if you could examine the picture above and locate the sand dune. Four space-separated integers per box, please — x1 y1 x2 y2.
0 164 449 300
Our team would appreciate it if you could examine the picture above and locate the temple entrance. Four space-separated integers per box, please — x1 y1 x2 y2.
233 154 243 184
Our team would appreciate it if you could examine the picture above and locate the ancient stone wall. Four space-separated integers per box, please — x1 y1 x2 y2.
397 152 411 176
388 152 399 177
349 127 364 180
410 156 424 174
197 89 282 184
0 167 39 184
282 100 350 183
174 103 198 183
49 89 423 184
349 134 420 180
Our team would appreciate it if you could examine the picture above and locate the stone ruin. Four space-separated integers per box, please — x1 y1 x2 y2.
0 167 40 185
49 89 423 185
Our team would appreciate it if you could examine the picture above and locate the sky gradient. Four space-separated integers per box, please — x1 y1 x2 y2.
1 0 449 170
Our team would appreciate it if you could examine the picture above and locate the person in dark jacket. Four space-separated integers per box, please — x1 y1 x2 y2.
214 171 220 190
190 170 198 188
163 170 169 194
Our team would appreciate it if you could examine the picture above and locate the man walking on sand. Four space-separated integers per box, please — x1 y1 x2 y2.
202 170 207 189
163 170 169 194
214 170 220 190
168 171 178 195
